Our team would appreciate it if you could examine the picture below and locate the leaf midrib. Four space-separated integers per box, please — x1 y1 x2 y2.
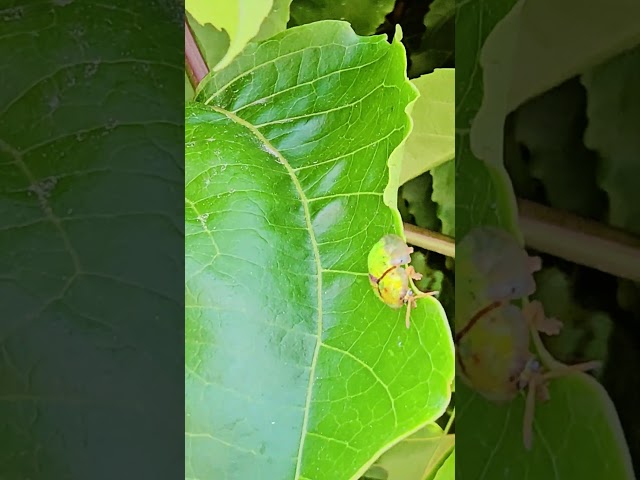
208 105 322 479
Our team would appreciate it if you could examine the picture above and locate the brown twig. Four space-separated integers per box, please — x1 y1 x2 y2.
185 19 209 89
518 198 640 282
403 223 455 258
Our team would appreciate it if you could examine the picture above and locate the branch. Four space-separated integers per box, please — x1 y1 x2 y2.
518 198 640 282
185 19 209 89
403 223 455 258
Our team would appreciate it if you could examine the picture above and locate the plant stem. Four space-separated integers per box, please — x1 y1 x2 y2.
443 407 455 435
403 223 455 258
518 199 640 282
185 19 208 89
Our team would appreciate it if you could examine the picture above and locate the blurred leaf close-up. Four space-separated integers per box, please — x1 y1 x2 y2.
456 0 638 478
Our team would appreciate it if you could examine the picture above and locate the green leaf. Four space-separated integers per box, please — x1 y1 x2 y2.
186 73 195 101
410 252 444 295
0 1 183 477
409 0 455 77
510 79 604 219
433 448 454 480
186 0 291 88
186 11 230 76
504 0 640 111
425 0 454 31
399 174 439 232
582 44 640 323
401 69 455 185
457 376 632 478
533 268 612 369
456 1 634 478
430 160 454 238
186 22 454 480
367 424 454 480
255 0 294 41
289 0 395 35
185 0 274 71
455 0 520 241
582 45 640 236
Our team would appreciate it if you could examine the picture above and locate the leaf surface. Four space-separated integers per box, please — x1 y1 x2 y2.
456 2 634 478
289 0 395 35
369 424 454 480
185 22 454 480
0 2 183 477
401 69 454 186
433 448 454 480
185 0 274 71
409 0 455 77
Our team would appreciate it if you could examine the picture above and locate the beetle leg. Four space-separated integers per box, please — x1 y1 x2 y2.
405 265 423 281
523 300 562 336
541 360 602 381
403 291 418 329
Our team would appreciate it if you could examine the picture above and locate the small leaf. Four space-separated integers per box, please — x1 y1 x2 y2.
433 448 454 480
186 73 195 101
399 174 439 232
255 0 294 41
582 45 640 236
401 69 455 185
533 267 612 369
370 424 454 480
186 11 230 75
185 0 274 71
289 0 396 35
409 0 455 77
431 159 454 238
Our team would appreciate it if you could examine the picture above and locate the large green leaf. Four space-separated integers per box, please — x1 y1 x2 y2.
185 22 454 480
289 0 395 36
455 0 519 241
456 1 633 478
401 69 455 186
0 1 183 477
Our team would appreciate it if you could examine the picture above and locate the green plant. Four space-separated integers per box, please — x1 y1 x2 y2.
456 0 638 477
185 1 456 479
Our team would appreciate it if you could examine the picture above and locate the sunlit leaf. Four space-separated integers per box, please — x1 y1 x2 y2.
185 0 273 71
401 69 454 186
185 22 454 479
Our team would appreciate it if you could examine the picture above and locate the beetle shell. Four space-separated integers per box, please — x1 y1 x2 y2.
457 302 532 402
367 234 413 281
456 227 541 324
373 264 410 309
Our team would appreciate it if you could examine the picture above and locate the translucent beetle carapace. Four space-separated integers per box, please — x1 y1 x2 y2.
455 227 600 450
368 234 437 328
